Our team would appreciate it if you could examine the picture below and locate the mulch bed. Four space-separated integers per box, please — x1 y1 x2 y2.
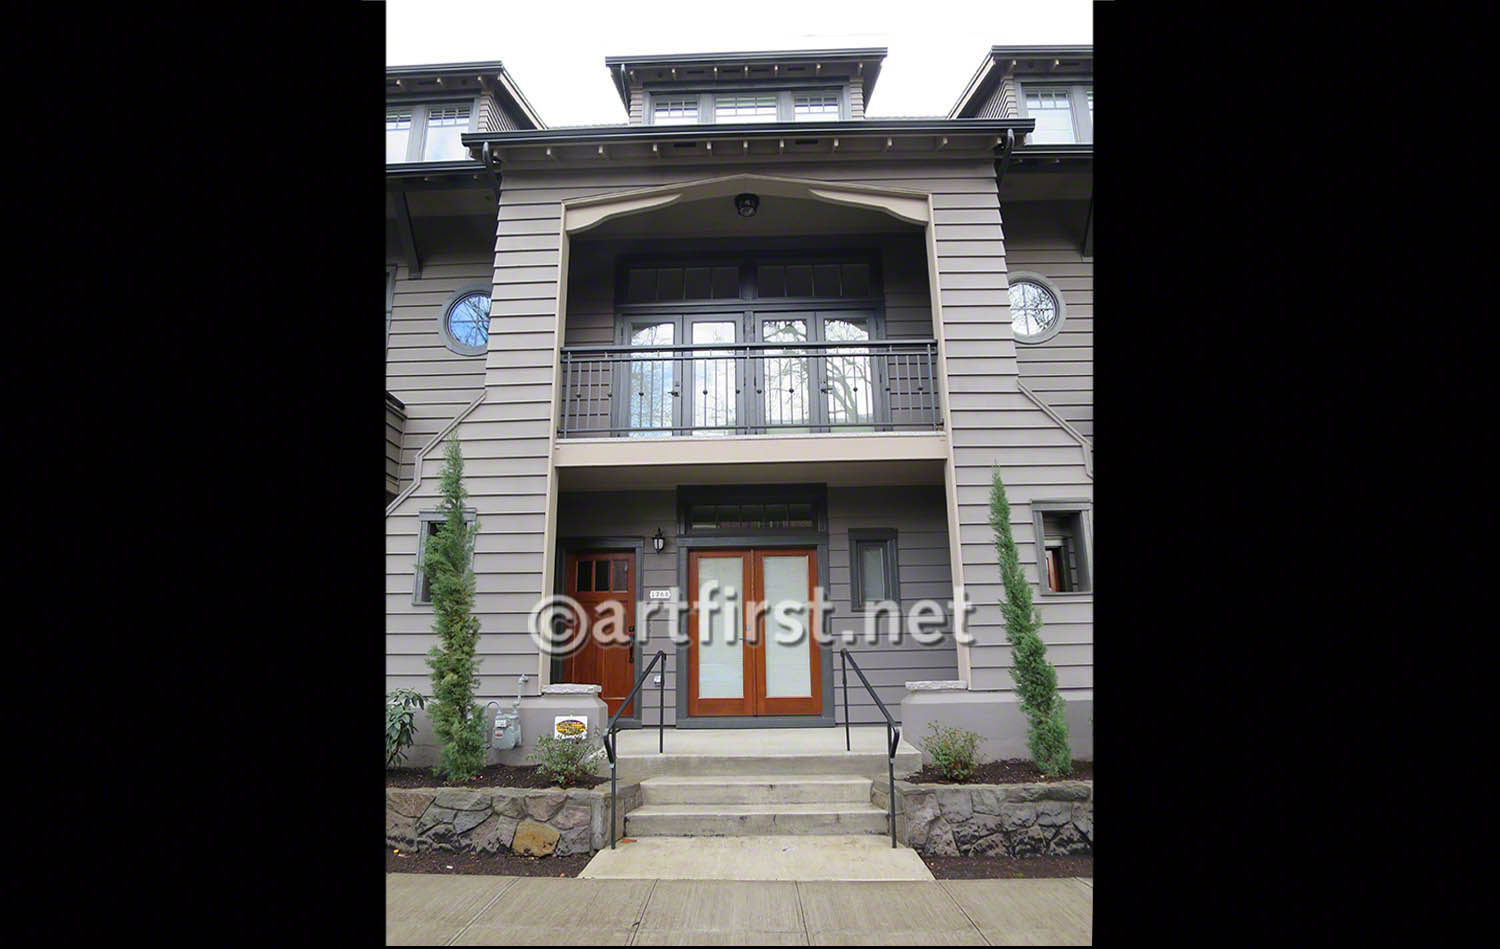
386 847 593 877
385 762 606 790
906 759 1093 785
924 854 1092 879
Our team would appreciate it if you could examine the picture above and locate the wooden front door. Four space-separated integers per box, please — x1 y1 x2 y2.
687 548 821 717
563 551 636 717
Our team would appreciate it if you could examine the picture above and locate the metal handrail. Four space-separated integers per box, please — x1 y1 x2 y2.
602 649 667 850
558 338 941 438
839 649 901 848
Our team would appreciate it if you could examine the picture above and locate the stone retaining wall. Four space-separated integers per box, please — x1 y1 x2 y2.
385 783 641 857
873 778 1093 857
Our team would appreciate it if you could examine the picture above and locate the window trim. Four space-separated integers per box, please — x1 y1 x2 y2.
413 507 479 605
848 528 900 611
438 284 493 356
1030 500 1092 597
386 95 481 163
1006 271 1068 345
1016 80 1093 144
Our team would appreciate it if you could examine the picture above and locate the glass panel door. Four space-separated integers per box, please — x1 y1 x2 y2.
759 553 811 695
822 315 875 431
626 321 676 437
689 320 738 435
759 316 812 433
753 549 821 715
688 552 751 715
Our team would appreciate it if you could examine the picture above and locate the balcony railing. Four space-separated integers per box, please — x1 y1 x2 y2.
558 339 941 438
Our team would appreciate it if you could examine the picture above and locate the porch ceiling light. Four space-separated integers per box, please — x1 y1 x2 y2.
734 192 759 218
652 528 666 553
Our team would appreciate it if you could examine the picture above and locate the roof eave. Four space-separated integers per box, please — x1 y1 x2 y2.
461 116 1033 151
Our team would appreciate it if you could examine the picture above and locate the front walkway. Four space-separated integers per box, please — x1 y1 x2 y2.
386 874 1093 945
580 835 934 881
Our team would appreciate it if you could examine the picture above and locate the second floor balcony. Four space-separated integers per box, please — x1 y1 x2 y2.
558 337 941 438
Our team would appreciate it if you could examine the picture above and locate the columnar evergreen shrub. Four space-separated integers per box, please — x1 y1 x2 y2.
424 438 486 781
989 468 1072 775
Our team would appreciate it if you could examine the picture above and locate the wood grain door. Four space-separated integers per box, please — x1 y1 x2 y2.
687 548 821 717
564 551 636 717
751 549 821 715
687 550 753 716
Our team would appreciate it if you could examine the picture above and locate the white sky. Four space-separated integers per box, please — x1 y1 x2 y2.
386 0 1092 127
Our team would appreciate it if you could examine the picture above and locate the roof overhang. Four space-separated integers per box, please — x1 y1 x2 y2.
603 47 887 112
462 117 1032 168
385 60 545 129
949 45 1093 118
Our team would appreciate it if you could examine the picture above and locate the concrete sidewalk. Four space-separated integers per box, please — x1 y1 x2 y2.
387 874 1093 945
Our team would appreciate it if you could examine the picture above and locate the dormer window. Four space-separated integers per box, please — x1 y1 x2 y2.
422 104 472 160
385 101 476 163
1019 84 1093 144
714 93 777 123
652 97 699 125
385 109 413 161
645 88 849 125
793 92 841 121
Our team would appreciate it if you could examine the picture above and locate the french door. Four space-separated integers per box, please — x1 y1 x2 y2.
616 307 886 436
687 548 822 716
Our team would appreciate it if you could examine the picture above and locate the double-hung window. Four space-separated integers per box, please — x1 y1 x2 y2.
1020 84 1093 144
386 101 476 162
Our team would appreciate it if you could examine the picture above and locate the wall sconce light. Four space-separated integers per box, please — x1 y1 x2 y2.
734 192 759 217
651 528 666 553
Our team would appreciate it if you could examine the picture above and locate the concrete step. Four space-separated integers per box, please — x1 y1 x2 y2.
613 747 921 782
625 802 890 837
640 775 873 806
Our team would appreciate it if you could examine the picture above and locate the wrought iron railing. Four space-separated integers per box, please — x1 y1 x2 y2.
840 649 901 849
602 650 667 850
558 339 941 437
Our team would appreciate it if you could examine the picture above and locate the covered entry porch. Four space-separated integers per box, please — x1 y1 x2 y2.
549 462 960 731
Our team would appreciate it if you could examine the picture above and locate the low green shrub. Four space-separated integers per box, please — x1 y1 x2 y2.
385 689 427 769
527 730 603 787
921 722 982 781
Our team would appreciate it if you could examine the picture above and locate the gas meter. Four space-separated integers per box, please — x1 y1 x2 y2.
487 674 527 750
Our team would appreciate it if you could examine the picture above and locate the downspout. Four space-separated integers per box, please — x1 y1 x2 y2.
994 127 1016 189
480 141 502 202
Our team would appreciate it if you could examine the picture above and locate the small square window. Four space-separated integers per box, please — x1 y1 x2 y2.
1034 508 1091 593
850 530 899 609
414 510 477 604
